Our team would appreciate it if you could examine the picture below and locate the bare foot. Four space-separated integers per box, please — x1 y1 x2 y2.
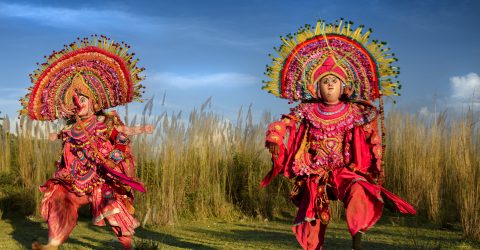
31 242 59 250
31 241 42 250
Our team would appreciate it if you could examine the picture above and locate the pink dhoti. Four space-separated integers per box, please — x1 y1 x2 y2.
40 180 139 249
292 168 415 250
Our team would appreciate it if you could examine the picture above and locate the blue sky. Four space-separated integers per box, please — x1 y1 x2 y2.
0 0 479 122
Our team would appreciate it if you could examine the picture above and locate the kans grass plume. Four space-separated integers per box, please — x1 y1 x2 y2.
0 101 478 241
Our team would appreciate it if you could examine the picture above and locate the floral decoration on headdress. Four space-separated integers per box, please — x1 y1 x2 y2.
19 35 145 121
263 19 401 102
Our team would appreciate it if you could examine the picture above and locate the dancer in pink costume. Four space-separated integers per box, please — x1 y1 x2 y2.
260 20 416 250
20 36 151 250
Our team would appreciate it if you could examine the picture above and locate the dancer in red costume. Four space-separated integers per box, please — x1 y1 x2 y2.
19 36 151 250
260 20 416 250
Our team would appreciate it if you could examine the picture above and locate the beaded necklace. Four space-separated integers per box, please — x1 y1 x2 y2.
317 103 347 116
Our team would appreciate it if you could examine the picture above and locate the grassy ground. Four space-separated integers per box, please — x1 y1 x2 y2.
0 213 478 250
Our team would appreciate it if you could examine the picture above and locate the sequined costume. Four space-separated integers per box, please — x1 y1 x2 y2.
40 111 142 248
20 36 146 250
260 20 416 249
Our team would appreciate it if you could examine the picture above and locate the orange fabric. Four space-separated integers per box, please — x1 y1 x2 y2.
345 183 383 236
293 219 327 250
40 181 136 248
41 184 88 244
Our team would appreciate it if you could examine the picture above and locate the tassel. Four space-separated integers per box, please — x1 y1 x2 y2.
379 95 386 170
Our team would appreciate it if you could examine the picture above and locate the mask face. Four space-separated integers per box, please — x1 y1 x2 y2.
317 74 342 103
76 94 93 117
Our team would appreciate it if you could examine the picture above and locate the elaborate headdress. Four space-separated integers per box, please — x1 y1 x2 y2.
263 19 400 102
19 35 145 121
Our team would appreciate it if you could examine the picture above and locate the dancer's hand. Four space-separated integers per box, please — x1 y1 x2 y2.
143 124 154 134
266 141 280 155
48 133 58 141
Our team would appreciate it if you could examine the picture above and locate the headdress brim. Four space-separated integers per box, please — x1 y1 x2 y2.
262 20 400 102
19 35 145 121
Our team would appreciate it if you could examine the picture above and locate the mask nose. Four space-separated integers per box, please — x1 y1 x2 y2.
73 91 81 109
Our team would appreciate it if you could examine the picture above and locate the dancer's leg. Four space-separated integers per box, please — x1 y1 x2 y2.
344 182 384 250
112 226 133 250
33 184 88 249
345 183 370 236
293 220 327 250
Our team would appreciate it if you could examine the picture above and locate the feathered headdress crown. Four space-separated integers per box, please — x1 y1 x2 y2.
263 19 401 102
19 35 145 121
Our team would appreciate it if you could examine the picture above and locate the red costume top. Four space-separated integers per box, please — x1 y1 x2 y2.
53 112 141 193
263 100 414 222
41 111 144 227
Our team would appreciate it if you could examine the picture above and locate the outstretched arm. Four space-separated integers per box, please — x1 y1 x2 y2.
115 124 154 136
49 132 59 141
261 114 301 187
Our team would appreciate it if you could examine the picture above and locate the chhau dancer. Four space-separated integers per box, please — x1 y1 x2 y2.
20 36 152 250
261 20 416 250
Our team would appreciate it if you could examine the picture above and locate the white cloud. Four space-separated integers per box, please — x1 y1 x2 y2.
418 106 434 118
150 72 258 89
0 99 21 119
0 88 27 98
0 3 268 48
0 88 28 119
450 72 480 103
0 2 151 30
418 106 430 116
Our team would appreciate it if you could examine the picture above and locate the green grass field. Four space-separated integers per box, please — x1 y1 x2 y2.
0 214 478 250
1 107 479 249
